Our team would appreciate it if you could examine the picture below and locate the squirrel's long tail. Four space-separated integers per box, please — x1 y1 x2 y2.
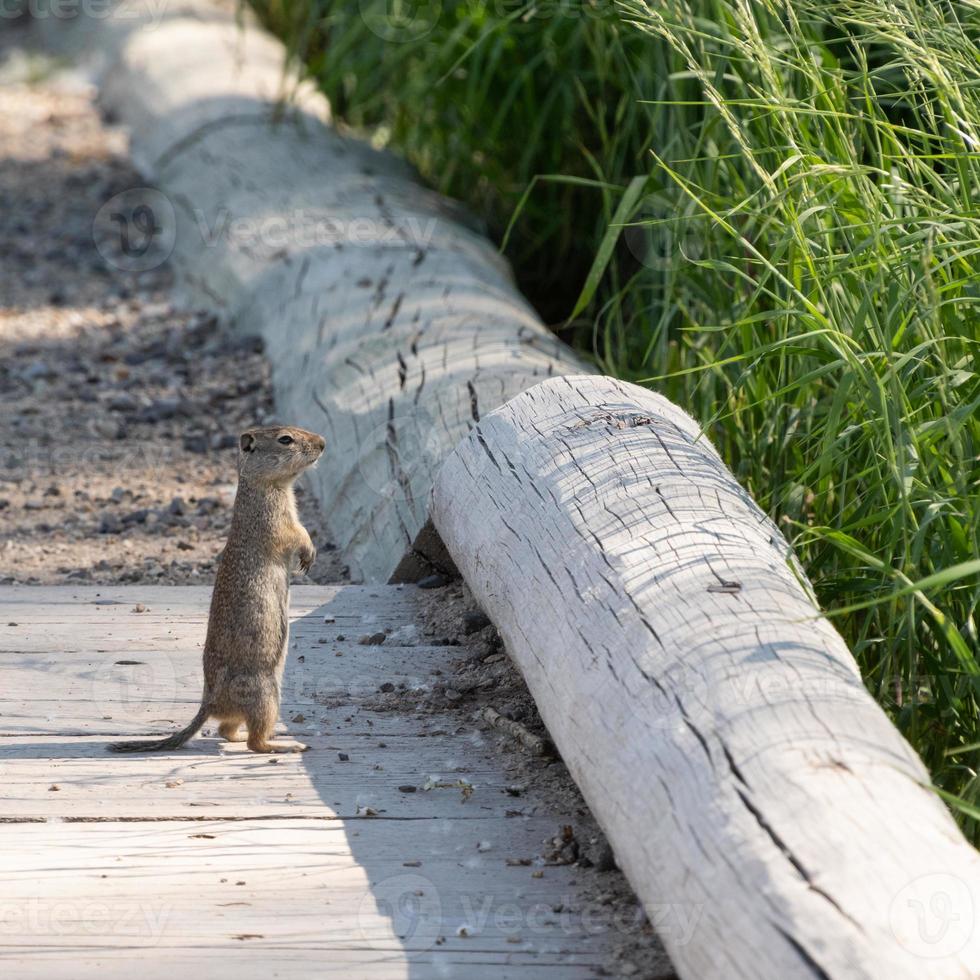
107 701 210 753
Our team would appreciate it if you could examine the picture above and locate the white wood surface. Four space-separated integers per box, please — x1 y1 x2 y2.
431 374 980 980
0 585 649 979
35 2 585 582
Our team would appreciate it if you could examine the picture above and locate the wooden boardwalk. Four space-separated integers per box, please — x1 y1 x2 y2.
0 586 613 979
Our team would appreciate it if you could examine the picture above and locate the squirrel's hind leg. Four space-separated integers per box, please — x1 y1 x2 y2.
218 718 247 742
244 682 307 753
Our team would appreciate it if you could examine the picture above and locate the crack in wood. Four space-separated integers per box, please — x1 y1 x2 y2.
467 380 480 422
735 786 863 930
772 924 833 980
155 113 275 172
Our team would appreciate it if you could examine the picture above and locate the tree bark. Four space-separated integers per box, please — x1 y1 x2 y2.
431 373 980 980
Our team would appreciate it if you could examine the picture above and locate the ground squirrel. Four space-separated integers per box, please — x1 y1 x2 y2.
109 425 325 754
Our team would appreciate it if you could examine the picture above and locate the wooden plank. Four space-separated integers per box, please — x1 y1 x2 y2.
0 585 452 736
0 732 538 821
0 585 419 618
0 585 623 978
431 374 980 980
0 821 606 978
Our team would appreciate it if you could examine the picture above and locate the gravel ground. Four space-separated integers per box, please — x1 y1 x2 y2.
405 586 676 978
0 34 345 585
0 26 675 979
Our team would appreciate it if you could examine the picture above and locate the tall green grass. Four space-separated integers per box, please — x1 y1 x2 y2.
251 0 980 836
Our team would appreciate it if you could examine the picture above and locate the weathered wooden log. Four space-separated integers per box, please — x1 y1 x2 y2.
35 0 585 583
431 373 980 980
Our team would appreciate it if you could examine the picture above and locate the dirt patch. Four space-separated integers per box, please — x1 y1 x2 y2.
0 36 345 586
347 578 676 979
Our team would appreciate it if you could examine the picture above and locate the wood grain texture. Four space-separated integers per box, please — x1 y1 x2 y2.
0 585 668 979
430 373 980 980
35 1 585 582
0 821 604 980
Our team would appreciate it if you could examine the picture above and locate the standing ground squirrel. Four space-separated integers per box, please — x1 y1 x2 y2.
109 425 325 754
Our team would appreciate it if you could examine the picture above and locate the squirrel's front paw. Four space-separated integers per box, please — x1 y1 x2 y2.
298 545 316 574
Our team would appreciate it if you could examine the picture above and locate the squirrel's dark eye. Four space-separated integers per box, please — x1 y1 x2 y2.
278 435 294 445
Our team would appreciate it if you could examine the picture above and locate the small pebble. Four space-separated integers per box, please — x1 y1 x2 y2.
462 610 491 634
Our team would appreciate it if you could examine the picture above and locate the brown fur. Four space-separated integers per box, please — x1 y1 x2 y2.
108 425 325 754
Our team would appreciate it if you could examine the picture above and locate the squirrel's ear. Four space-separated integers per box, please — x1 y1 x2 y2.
240 433 256 453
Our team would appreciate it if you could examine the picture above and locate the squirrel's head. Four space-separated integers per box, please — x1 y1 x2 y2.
237 425 325 486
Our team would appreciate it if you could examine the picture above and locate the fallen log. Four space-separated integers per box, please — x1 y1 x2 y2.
431 373 980 980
